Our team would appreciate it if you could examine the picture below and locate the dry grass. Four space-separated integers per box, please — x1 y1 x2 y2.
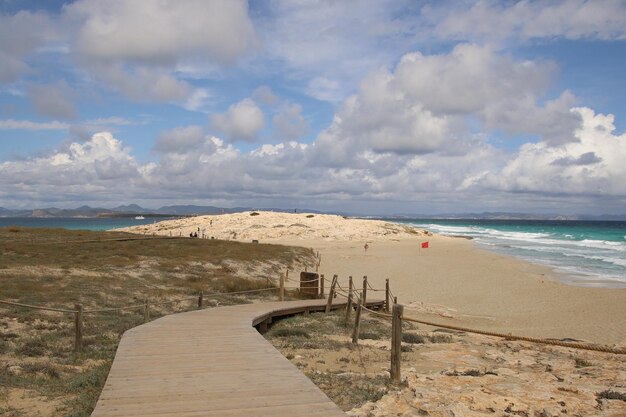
0 227 316 417
265 311 401 411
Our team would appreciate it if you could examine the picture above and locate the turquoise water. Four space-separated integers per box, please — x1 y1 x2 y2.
392 219 626 288
0 217 161 231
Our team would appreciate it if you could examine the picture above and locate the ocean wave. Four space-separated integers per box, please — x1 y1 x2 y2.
407 221 626 287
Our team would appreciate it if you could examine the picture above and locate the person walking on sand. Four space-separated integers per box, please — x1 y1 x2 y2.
364 243 369 253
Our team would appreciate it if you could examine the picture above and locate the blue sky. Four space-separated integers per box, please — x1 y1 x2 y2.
1 0 625 215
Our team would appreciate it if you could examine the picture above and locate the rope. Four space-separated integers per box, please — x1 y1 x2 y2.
9 236 179 246
207 287 277 296
401 315 626 355
85 303 148 313
361 304 393 318
2 287 277 315
0 300 75 314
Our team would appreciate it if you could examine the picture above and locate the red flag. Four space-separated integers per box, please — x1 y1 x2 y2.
421 241 429 249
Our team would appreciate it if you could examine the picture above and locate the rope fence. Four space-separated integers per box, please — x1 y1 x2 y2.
0 285 280 353
400 315 626 355
3 268 624 391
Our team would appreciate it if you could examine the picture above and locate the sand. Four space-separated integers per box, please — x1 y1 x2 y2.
117 211 626 346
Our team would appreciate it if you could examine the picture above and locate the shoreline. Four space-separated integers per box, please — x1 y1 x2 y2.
115 212 626 346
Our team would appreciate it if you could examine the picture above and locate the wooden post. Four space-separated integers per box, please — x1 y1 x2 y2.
279 273 285 301
391 303 404 383
143 299 150 322
320 274 325 299
362 276 368 307
325 275 338 313
198 291 203 309
345 276 353 324
351 300 362 344
385 279 390 313
74 304 83 353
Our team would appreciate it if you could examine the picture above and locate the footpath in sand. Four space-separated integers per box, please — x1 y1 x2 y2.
118 211 626 346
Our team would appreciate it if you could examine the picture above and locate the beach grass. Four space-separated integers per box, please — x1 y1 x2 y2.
0 227 316 417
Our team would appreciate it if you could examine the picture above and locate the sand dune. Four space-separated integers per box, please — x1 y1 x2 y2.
116 211 429 241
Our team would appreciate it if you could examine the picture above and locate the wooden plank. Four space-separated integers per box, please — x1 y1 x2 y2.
91 298 381 417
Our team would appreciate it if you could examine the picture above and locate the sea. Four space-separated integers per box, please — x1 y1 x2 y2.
0 217 161 231
2 217 625 289
392 219 626 289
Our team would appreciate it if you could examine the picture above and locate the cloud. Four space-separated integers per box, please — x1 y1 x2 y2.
153 125 216 154
258 0 420 102
479 108 626 196
29 81 77 119
66 0 256 65
0 132 142 203
252 86 278 106
551 152 602 167
0 119 69 130
306 45 581 164
211 98 265 142
273 103 309 140
183 88 213 112
1 108 623 213
0 11 55 83
436 0 626 42
391 45 581 141
85 64 191 102
64 0 256 102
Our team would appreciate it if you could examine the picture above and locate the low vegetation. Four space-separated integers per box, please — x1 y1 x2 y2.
0 227 316 417
264 310 459 411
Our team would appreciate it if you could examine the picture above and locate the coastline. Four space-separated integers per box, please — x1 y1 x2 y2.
273 235 626 346
115 212 626 346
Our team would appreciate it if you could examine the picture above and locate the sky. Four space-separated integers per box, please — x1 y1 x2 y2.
1 0 625 215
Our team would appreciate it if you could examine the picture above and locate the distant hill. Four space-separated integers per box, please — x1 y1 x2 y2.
384 212 626 221
0 205 624 220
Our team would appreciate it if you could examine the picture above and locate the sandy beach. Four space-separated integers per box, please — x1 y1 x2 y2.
118 211 626 346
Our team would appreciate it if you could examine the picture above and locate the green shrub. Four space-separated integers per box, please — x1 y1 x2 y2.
16 337 47 357
402 333 426 344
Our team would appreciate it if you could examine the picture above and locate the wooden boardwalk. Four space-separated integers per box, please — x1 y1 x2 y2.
91 298 384 417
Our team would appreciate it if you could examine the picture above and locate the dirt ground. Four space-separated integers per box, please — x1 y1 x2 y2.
265 310 626 417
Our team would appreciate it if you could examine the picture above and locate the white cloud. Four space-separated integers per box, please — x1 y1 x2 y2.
211 98 265 142
307 45 581 165
66 0 256 65
479 107 626 196
306 77 343 103
153 125 216 155
0 11 55 83
436 0 626 42
85 64 191 102
0 132 141 201
29 81 76 119
273 103 309 140
63 0 256 103
0 119 69 130
183 88 213 112
1 109 623 213
252 86 278 106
